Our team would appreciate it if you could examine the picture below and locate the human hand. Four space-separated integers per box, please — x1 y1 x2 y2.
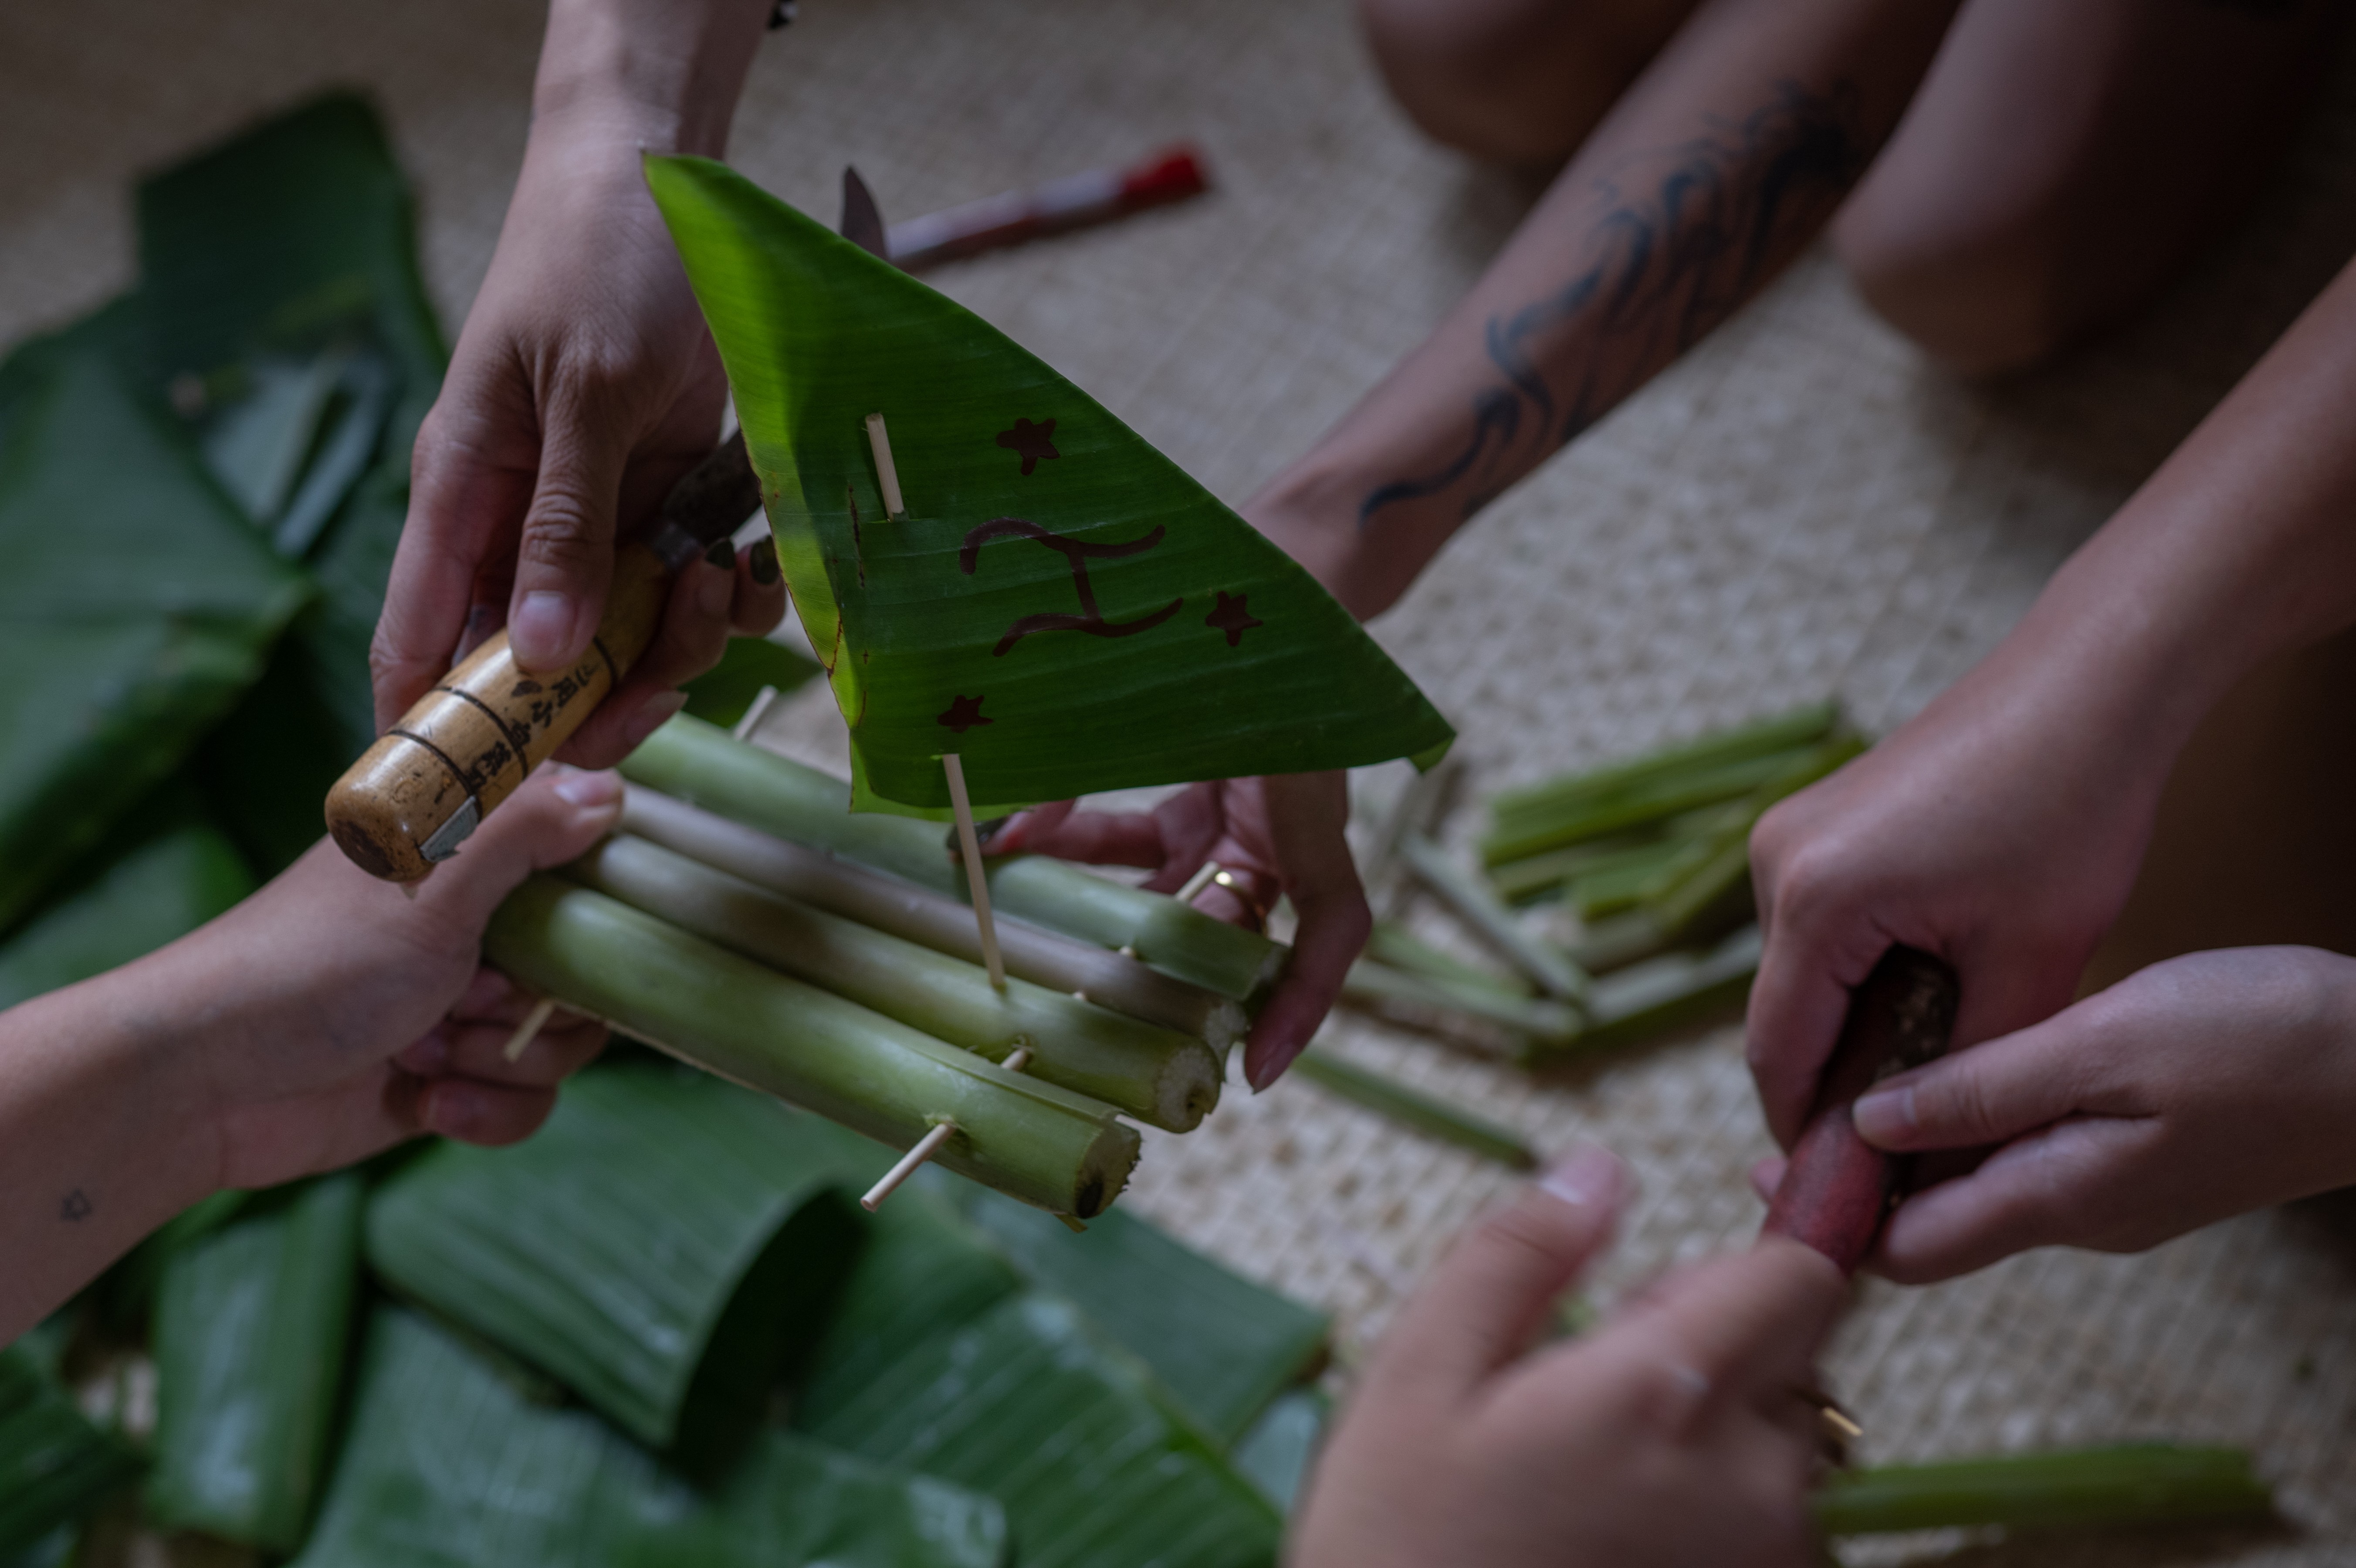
169 768 626 1192
370 110 785 764
1818 946 2356 1282
1745 659 2181 1149
1293 1148 1848 1568
989 772 1368 1090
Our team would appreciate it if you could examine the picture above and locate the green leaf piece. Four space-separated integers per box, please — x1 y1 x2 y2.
679 635 823 729
0 311 310 933
1231 1389 1328 1513
645 155 1452 820
365 1063 864 1466
295 1306 1008 1568
0 786 253 1009
948 1188 1329 1445
0 1342 142 1557
802 1291 1283 1568
146 1173 365 1550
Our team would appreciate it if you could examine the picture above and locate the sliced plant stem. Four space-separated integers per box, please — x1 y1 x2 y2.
1400 833 1591 1001
572 834 1221 1132
1484 699 1840 857
1813 1444 2273 1534
623 716 1282 1000
1288 1048 1538 1171
1636 735 1866 941
485 876 1141 1217
1340 960 1583 1048
623 785 1244 1051
1366 920 1531 998
1567 835 1697 921
1563 909 1672 975
1525 925 1764 1062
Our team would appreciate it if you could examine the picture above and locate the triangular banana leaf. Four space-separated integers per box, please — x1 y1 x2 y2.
799 1290 1283 1568
294 1305 1008 1568
364 1063 864 1469
0 1342 142 1557
0 784 253 1010
146 1173 366 1551
137 94 450 868
646 155 1453 819
0 307 310 933
947 1188 1327 1446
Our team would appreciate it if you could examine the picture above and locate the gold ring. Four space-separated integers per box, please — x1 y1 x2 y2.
1210 868 1272 926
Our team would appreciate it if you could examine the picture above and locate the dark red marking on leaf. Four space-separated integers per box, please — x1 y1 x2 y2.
961 517 1183 656
994 417 1060 475
1203 590 1263 647
938 693 992 733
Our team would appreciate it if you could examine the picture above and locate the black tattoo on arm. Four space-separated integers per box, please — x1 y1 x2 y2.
1361 81 1866 527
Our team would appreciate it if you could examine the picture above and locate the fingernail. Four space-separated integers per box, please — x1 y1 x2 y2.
749 537 780 585
510 591 573 671
1852 1085 1915 1146
553 769 622 809
1538 1144 1624 1210
1246 1037 1303 1094
425 1081 481 1141
620 691 689 750
697 553 735 618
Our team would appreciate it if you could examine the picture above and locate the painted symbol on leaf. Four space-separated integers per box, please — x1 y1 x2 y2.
1204 590 1263 647
994 417 1060 476
961 517 1184 656
938 693 992 733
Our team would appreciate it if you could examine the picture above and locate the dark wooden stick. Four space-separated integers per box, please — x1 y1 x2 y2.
1761 944 1959 1272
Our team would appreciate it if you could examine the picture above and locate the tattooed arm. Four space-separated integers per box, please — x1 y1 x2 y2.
1254 0 1960 618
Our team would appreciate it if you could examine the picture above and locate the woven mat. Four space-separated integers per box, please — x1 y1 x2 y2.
7 0 2353 1558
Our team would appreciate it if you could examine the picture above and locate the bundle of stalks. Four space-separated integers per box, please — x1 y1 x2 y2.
480 716 1283 1218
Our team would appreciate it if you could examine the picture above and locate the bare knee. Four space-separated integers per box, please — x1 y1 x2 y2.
1356 0 1693 166
1832 191 2076 377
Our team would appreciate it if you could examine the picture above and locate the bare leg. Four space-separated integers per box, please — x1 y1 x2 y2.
1355 0 1704 165
2085 626 2356 990
1834 0 2345 375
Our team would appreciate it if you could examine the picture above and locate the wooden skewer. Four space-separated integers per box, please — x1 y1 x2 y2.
862 1121 955 1211
501 996 558 1063
1174 859 1223 905
1003 1044 1034 1072
864 412 907 517
941 753 1007 989
731 683 781 742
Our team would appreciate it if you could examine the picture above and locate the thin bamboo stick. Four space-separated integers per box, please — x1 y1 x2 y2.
1400 834 1591 1002
864 412 907 517
1286 1048 1537 1171
1339 960 1582 1048
941 754 1006 988
570 835 1221 1130
621 786 1246 1051
862 1122 955 1211
500 997 557 1063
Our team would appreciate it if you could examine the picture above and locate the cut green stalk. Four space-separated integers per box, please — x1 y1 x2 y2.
0 1342 142 1557
145 1173 363 1551
1341 960 1584 1047
1522 926 1762 1063
1288 1048 1539 1171
1483 743 1829 868
1566 835 1697 921
623 785 1244 1050
1637 735 1866 941
1813 1444 2273 1534
571 834 1222 1132
1367 919 1531 998
622 716 1281 1000
1401 833 1591 1000
485 877 1140 1217
1563 909 1672 975
1484 700 1840 860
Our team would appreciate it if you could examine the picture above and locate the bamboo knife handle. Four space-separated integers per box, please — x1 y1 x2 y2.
325 433 759 882
1760 944 1959 1273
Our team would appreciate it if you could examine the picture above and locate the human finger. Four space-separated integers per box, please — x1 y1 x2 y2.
993 801 1168 868
732 536 788 635
1140 782 1228 895
1850 1014 2096 1153
1609 1239 1847 1420
1871 1117 2158 1283
1371 1147 1626 1401
505 388 633 677
411 767 624 931
562 543 736 766
396 1014 608 1088
1243 794 1368 1089
419 1078 562 1147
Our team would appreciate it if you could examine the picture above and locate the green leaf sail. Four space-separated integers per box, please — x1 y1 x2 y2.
645 155 1454 819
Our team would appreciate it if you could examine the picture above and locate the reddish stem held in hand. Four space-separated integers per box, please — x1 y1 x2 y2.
1760 944 1959 1272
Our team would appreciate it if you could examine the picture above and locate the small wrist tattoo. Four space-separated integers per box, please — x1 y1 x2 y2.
59 1189 93 1222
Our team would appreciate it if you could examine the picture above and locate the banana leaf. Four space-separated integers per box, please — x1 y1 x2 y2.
948 1187 1328 1445
0 785 252 1009
0 308 310 933
146 1173 365 1550
294 1305 1008 1568
800 1291 1283 1568
1231 1389 1328 1512
680 634 824 729
0 1342 142 1557
365 1063 863 1469
645 155 1452 821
